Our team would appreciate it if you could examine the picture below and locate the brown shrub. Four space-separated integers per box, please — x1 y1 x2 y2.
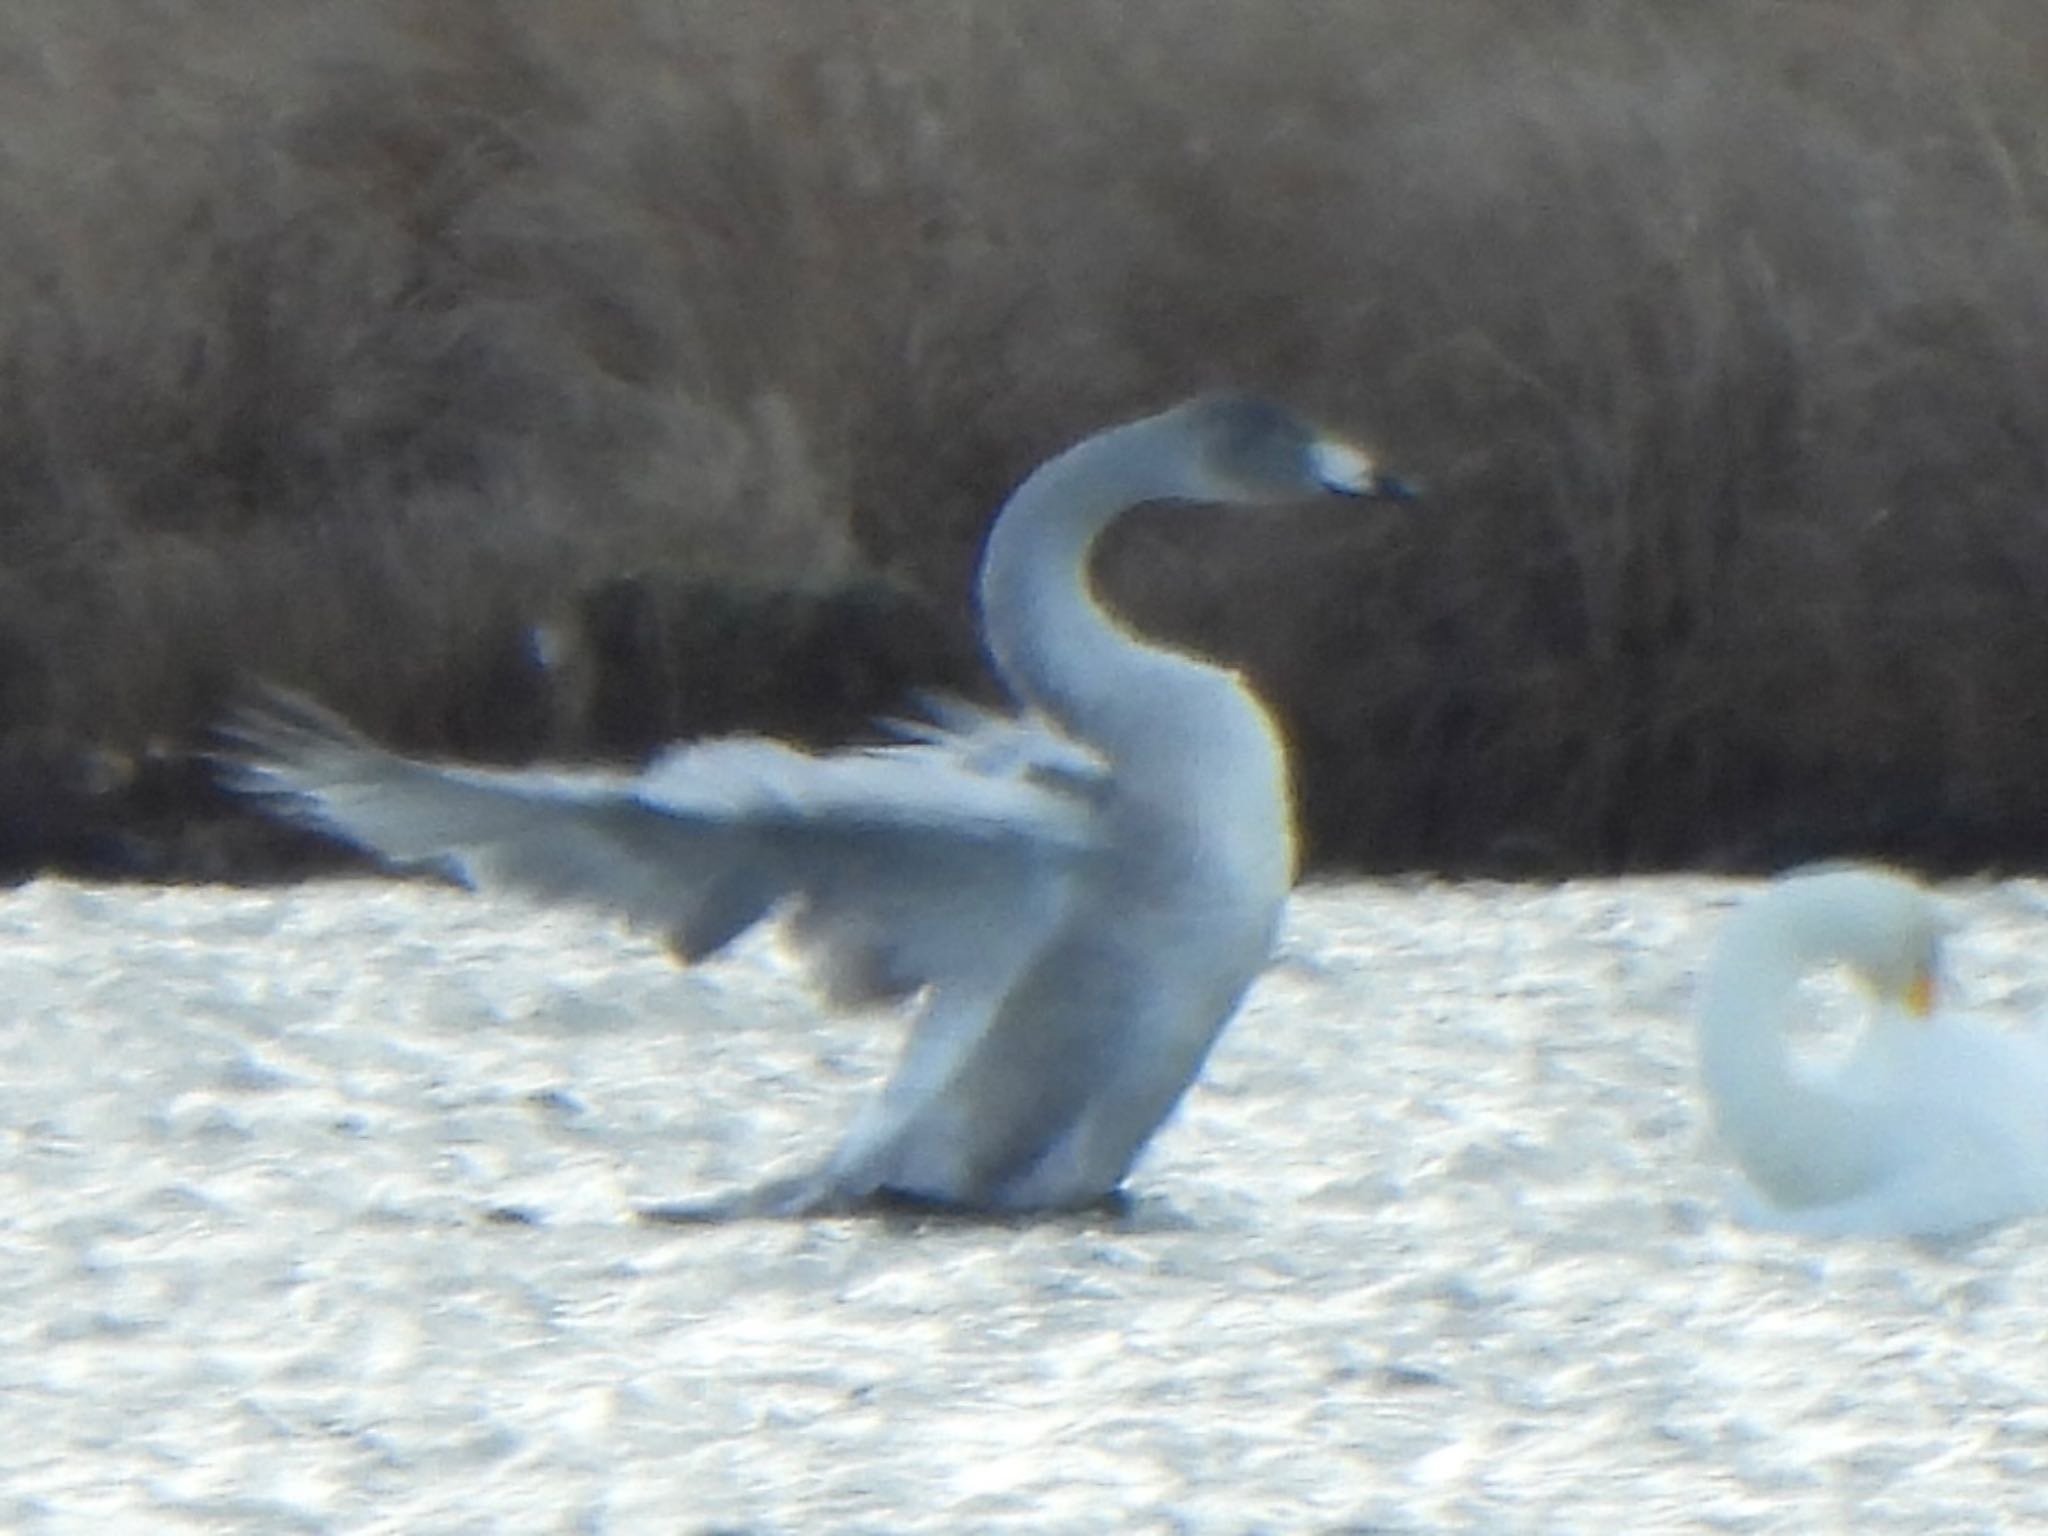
3 0 2048 876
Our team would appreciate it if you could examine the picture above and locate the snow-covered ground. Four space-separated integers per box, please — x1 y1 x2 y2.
4 873 2048 1534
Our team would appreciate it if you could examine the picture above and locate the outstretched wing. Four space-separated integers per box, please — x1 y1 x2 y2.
221 690 1103 1007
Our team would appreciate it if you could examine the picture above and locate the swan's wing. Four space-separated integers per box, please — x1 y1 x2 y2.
638 730 1096 1003
221 691 1100 1005
883 693 1110 797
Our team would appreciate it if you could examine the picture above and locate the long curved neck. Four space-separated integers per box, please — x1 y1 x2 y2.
1698 921 1815 1123
1697 900 1887 1205
975 416 1201 753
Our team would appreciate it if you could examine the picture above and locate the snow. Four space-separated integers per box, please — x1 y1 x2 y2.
4 873 2047 1533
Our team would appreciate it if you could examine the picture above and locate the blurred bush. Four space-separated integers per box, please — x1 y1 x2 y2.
3 0 2047 878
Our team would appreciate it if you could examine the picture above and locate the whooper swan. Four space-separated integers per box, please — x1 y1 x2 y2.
228 396 1416 1219
1699 865 2048 1238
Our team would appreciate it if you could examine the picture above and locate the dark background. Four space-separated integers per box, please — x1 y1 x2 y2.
5 0 2048 881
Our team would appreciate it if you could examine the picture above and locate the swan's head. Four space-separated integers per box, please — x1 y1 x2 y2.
1172 395 1417 506
1753 865 1950 1017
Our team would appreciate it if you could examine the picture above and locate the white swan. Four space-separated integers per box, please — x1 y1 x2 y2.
1698 865 2048 1238
226 395 1415 1219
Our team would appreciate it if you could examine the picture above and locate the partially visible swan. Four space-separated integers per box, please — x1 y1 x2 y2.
226 395 1415 1219
1698 865 2048 1238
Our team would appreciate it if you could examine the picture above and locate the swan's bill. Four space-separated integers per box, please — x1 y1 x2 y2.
1309 438 1378 497
1904 966 1936 1018
1310 437 1418 501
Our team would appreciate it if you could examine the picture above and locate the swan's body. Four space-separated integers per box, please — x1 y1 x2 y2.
1699 866 2048 1238
227 396 1411 1218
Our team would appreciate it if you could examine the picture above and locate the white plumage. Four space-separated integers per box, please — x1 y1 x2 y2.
1699 865 2048 1238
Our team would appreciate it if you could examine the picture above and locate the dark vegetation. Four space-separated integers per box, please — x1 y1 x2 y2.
4 0 2048 880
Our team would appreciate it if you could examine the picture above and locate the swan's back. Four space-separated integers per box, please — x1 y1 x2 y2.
1863 1008 2048 1210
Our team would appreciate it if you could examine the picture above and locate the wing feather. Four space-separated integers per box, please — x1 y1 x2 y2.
221 689 1098 1004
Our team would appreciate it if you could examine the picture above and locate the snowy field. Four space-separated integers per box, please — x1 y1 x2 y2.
4 873 2048 1534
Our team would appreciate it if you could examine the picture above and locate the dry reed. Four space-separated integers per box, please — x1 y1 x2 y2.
4 0 2048 877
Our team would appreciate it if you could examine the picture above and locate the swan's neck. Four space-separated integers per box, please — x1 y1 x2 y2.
976 417 1201 756
1697 913 1891 1206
